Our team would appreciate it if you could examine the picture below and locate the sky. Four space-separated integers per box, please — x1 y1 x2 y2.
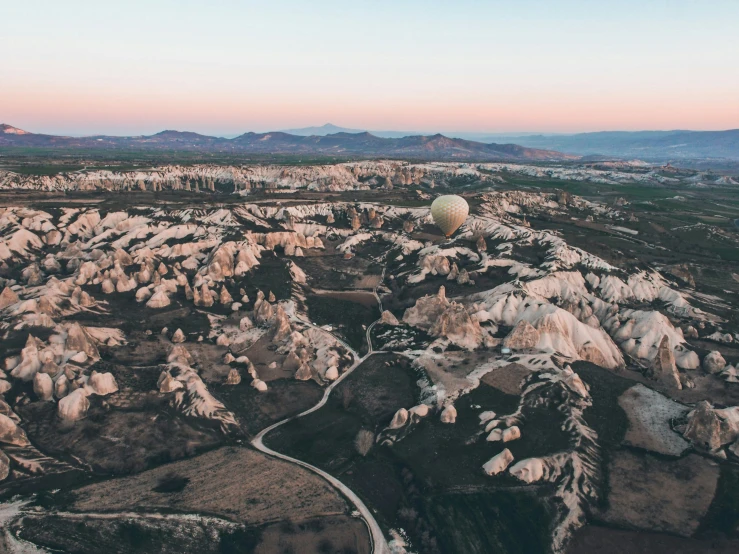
2 0 739 136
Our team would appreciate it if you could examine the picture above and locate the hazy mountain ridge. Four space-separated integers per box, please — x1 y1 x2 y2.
268 123 739 161
467 129 739 161
0 124 573 161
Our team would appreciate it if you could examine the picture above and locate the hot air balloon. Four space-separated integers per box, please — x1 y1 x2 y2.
431 195 469 237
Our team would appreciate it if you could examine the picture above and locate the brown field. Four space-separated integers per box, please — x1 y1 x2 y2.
481 363 533 395
568 525 739 554
311 289 379 308
256 516 370 554
69 446 352 525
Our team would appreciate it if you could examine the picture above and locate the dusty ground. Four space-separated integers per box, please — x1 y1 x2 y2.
17 511 370 554
20 400 220 475
416 350 495 399
241 333 292 382
568 525 739 554
216 378 324 437
599 451 720 536
255 515 370 554
481 363 534 395
188 341 232 383
617 384 691 456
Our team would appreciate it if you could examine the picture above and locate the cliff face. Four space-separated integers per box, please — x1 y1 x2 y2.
0 158 711 193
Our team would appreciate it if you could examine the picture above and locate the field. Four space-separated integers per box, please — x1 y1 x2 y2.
17 446 371 553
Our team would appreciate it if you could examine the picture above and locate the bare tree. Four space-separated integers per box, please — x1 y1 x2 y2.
354 429 375 456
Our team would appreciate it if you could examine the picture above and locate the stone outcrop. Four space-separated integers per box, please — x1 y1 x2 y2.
0 414 30 446
509 458 545 483
220 286 233 306
389 408 409 429
682 401 738 451
234 314 251 331
146 290 171 308
403 286 449 329
159 371 184 393
272 305 292 342
665 264 695 287
647 335 682 389
703 351 726 374
254 292 274 325
0 286 19 309
225 368 241 385
295 362 312 381
58 389 90 422
89 371 119 395
503 320 540 350
440 404 457 423
379 310 399 326
487 426 521 443
483 448 514 475
429 302 483 350
33 372 53 401
168 345 194 365
66 323 99 360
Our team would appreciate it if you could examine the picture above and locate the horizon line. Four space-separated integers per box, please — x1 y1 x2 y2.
4 122 739 140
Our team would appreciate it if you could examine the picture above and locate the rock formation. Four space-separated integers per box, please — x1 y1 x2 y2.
703 351 726 374
483 448 514 475
503 320 540 350
440 404 457 423
647 335 682 390
58 389 90 422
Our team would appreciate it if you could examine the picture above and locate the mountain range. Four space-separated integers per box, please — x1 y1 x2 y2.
481 130 739 161
3 123 738 162
0 124 571 161
283 124 739 161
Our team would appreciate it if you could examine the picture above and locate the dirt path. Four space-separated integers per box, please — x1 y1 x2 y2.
252 266 390 554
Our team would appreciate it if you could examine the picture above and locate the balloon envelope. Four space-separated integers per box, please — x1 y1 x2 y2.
431 195 469 236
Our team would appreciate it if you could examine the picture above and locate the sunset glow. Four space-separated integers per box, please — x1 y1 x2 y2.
3 0 738 136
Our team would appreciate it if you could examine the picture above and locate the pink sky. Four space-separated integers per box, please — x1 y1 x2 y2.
3 0 738 136
4 84 737 136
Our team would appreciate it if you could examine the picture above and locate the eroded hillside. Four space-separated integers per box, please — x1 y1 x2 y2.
1 178 739 553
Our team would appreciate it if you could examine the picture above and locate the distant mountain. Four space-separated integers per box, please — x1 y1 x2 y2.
280 123 365 136
479 130 739 161
1 124 31 135
281 123 422 139
0 125 573 161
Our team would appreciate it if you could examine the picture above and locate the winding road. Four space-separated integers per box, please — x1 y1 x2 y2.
251 266 390 554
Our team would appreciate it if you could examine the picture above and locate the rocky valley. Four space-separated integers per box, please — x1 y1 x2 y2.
1 158 739 553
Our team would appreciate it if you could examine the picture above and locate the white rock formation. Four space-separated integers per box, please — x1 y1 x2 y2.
509 458 545 483
146 289 171 308
487 426 521 443
380 310 400 326
440 404 457 423
88 372 118 395
483 448 514 475
58 389 90 422
389 408 409 429
703 351 726 374
0 413 30 446
33 372 53 401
